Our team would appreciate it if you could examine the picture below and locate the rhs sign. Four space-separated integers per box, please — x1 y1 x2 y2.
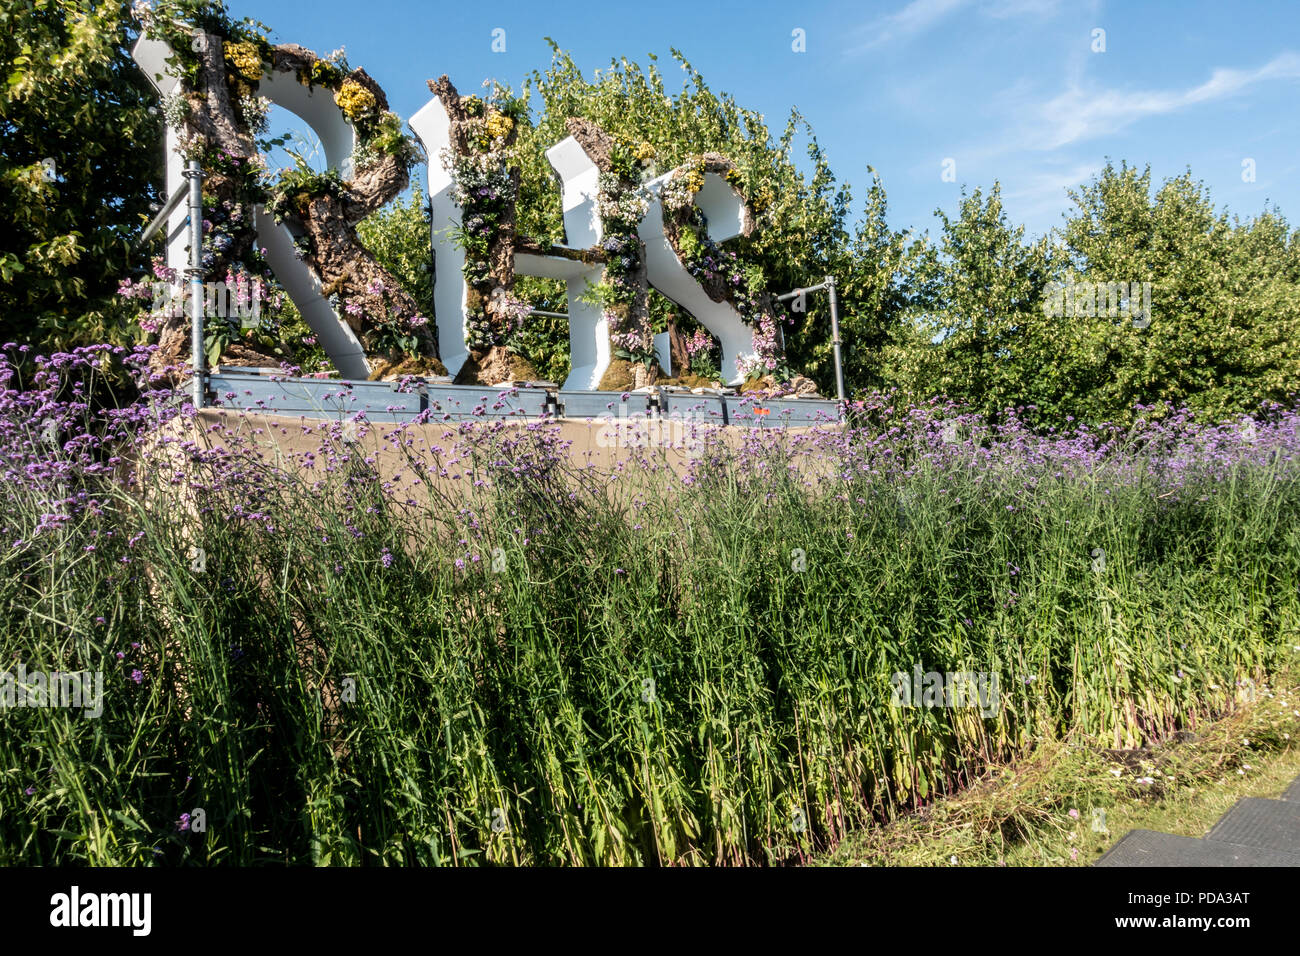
133 29 776 388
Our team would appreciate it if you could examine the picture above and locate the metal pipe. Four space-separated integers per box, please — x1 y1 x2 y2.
776 281 827 303
185 158 205 410
527 308 570 320
826 274 845 402
775 277 844 400
137 182 190 247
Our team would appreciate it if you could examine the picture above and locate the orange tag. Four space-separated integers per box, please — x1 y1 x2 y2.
754 407 770 416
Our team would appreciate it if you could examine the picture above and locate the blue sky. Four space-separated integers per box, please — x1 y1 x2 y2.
226 0 1300 241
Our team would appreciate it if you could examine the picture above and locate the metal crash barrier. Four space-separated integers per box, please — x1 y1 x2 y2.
205 369 843 427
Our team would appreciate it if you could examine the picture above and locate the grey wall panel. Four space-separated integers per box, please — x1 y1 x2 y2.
658 391 727 423
557 391 654 420
723 396 842 427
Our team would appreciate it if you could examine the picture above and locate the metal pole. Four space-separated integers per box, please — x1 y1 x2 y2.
137 182 190 248
185 158 205 410
434 196 444 319
826 274 845 402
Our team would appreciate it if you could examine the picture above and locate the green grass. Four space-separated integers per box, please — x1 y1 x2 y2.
2 408 1299 865
818 669 1300 866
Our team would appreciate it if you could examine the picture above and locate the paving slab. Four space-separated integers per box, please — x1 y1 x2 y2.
1204 797 1300 854
1096 829 1300 867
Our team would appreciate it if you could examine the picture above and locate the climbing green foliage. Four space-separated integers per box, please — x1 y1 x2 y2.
0 0 163 349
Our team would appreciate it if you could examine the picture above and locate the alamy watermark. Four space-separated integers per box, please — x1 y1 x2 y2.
49 886 150 936
149 279 262 327
595 409 708 459
890 665 999 718
1043 280 1151 329
1 665 103 718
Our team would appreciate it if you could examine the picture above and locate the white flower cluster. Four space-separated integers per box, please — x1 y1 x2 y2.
322 47 349 71
595 173 649 230
442 148 515 209
238 95 271 137
659 169 700 213
159 91 189 132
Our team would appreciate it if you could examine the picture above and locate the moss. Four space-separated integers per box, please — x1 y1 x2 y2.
598 358 637 391
509 354 541 381
659 372 719 390
739 374 782 395
450 346 542 386
366 354 448 380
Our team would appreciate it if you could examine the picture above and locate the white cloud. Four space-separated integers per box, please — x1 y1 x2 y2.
848 0 972 53
979 0 1062 18
1035 53 1300 148
847 0 1060 53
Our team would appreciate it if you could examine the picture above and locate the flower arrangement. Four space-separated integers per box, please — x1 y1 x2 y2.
436 77 527 355
236 94 270 137
484 112 514 144
555 123 662 382
334 79 377 123
325 278 430 358
591 172 655 370
131 1 435 379
660 154 793 382
684 327 721 379
490 288 533 334
223 41 264 83
159 91 189 132
304 47 349 88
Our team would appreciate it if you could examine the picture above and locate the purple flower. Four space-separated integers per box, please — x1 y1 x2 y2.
130 669 143 684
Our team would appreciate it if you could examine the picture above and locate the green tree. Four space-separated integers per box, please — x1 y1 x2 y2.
1059 162 1300 422
0 0 162 348
815 167 922 395
895 184 1053 420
